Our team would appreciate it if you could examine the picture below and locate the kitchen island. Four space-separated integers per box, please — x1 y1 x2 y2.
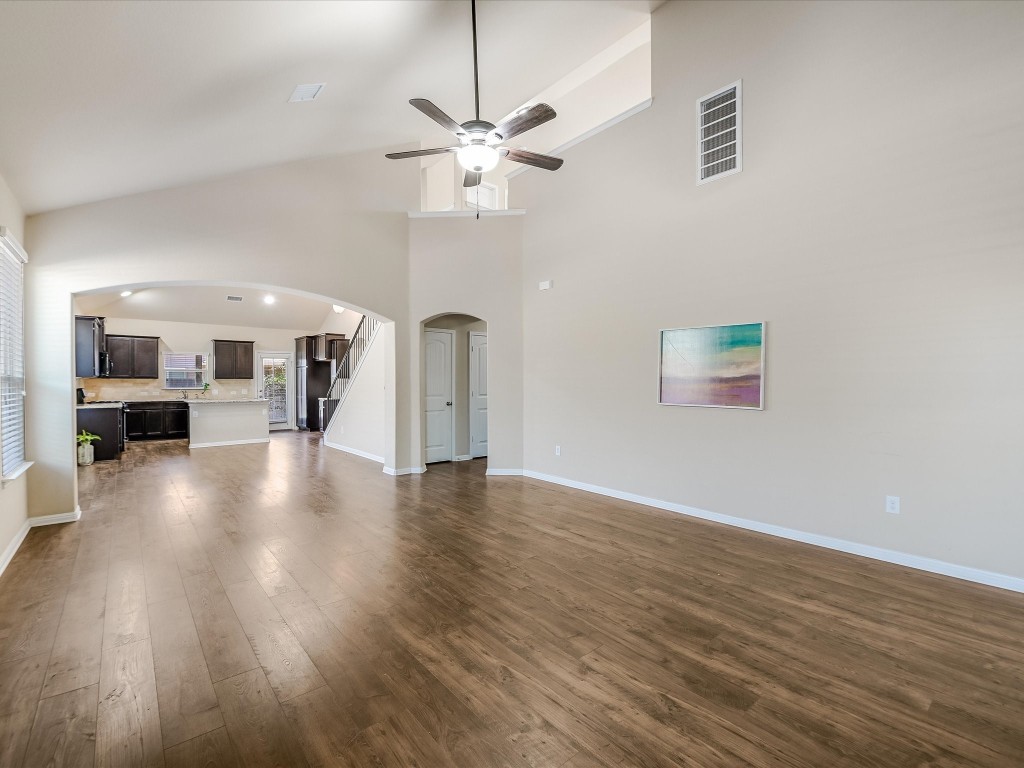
188 399 270 448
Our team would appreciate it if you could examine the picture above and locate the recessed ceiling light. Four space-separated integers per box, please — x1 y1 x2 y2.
264 295 276 305
289 83 325 103
332 305 345 314
120 290 133 297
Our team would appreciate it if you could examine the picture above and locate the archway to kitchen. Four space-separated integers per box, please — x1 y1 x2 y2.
71 280 396 504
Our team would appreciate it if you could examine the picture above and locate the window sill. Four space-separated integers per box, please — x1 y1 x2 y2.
2 461 33 487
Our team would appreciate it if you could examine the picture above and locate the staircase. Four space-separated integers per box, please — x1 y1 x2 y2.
323 314 381 431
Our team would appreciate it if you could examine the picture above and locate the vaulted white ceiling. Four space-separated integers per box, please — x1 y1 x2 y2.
0 0 659 215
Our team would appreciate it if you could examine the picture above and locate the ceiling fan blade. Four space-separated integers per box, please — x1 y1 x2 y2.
385 147 459 160
463 170 482 188
489 104 556 142
503 148 564 171
410 99 466 137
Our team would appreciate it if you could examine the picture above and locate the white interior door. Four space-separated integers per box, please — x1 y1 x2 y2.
424 330 453 463
469 332 488 458
258 352 293 431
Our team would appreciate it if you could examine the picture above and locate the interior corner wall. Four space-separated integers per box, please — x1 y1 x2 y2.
0 169 28 569
408 216 523 472
514 0 1024 579
24 149 418 519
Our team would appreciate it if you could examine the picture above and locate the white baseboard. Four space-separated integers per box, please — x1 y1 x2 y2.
0 519 30 579
323 439 384 464
383 466 426 476
30 507 83 527
0 506 82 579
189 438 271 449
453 455 472 462
486 468 523 476
522 470 1024 595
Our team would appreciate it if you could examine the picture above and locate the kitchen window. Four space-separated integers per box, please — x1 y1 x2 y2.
164 353 208 389
0 226 29 481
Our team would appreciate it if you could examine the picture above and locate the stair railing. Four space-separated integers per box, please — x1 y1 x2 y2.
324 314 381 430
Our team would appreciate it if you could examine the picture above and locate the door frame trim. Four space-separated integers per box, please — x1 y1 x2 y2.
424 328 455 463
469 330 488 458
257 350 295 430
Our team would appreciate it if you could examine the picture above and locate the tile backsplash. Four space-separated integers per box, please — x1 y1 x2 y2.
80 378 255 401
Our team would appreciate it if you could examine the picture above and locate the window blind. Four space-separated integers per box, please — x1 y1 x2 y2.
0 227 28 479
164 353 207 389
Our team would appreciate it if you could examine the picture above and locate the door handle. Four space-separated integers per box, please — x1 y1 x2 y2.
446 401 452 406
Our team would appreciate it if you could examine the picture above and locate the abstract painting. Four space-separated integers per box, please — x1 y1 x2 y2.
659 322 764 409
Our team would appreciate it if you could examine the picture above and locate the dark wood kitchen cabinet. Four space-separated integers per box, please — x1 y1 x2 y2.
164 404 189 438
213 340 255 379
74 315 107 377
295 336 331 431
106 335 159 378
124 401 189 441
76 406 123 460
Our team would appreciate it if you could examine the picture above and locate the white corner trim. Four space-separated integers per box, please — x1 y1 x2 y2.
0 519 30 579
1 506 82 579
485 468 524 476
383 466 427 476
189 438 271 449
506 98 654 182
29 507 83 527
522 470 1024 595
408 209 527 219
453 455 472 462
323 439 385 464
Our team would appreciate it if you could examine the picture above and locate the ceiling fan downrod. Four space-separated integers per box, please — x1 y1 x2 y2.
471 0 481 122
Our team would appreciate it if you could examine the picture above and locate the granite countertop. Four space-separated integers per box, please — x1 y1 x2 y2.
77 402 124 409
188 398 270 404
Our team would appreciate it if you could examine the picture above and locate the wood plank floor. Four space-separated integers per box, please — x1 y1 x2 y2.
1 432 1023 767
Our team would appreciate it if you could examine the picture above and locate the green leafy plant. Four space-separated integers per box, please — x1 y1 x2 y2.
202 382 210 394
76 430 101 445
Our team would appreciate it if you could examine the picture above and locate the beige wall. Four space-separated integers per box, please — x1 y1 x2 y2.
409 215 523 472
317 308 363 338
425 314 487 458
514 0 1024 579
25 148 418 518
0 170 27 568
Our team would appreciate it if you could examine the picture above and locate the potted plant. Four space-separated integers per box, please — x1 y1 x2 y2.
76 430 101 466
201 382 210 397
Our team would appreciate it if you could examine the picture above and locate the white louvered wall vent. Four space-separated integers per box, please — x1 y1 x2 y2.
697 80 742 184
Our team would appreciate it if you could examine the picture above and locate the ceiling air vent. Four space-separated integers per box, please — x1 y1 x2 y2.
288 83 325 103
226 295 243 302
697 80 742 184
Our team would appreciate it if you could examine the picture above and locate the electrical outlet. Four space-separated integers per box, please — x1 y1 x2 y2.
886 495 900 514
555 445 561 456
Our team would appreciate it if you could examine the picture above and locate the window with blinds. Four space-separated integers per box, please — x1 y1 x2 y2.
0 227 28 480
164 353 207 389
697 80 742 184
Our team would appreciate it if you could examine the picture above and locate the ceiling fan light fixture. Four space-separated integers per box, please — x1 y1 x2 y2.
457 143 499 173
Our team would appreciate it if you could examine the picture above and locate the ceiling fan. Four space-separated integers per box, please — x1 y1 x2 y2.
385 0 563 188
